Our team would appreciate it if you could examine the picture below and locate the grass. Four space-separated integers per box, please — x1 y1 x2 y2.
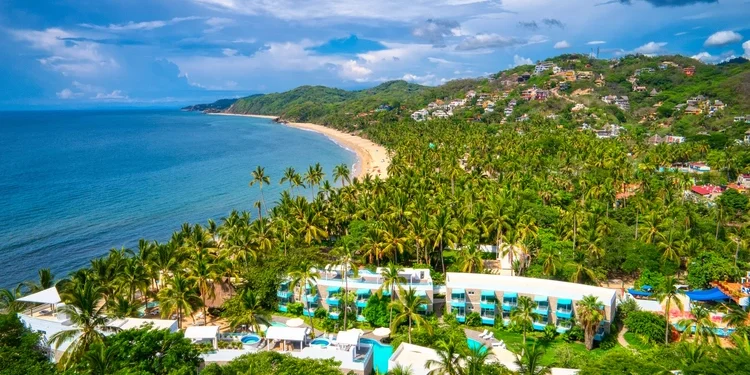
623 332 654 351
465 327 617 367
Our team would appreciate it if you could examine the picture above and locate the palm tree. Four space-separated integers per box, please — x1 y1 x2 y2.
0 285 26 314
425 338 464 375
429 208 457 273
50 280 108 370
379 263 406 326
722 303 748 328
464 341 495 375
304 163 325 197
158 273 203 329
333 238 359 329
81 344 116 375
188 250 220 320
333 163 351 187
514 344 551 375
388 364 414 375
677 305 718 345
510 296 539 347
390 287 431 344
457 244 484 273
280 167 298 191
250 165 271 213
290 261 319 332
24 268 56 292
227 289 271 334
576 295 604 350
297 206 329 244
654 276 684 344
106 295 141 318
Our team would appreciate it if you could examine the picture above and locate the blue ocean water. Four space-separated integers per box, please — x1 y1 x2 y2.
0 110 355 288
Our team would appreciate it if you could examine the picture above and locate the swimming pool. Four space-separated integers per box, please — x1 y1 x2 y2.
137 301 160 317
271 322 287 327
360 338 393 374
466 338 489 353
310 338 331 346
241 334 261 345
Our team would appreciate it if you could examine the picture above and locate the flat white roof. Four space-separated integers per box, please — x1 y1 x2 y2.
265 326 308 342
184 325 219 340
446 273 617 305
388 343 441 375
107 318 177 332
18 314 77 353
336 330 361 346
17 287 61 304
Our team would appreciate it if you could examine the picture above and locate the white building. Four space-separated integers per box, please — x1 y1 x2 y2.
411 109 429 122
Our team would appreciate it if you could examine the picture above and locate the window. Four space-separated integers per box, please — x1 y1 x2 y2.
468 290 475 295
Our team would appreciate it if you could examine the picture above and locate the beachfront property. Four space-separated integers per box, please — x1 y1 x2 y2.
445 273 617 337
16 286 178 362
303 266 434 321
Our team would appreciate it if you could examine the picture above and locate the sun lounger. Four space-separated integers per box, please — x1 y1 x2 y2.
479 329 489 338
485 332 494 341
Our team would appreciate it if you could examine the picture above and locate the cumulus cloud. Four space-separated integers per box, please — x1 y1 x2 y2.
511 55 533 67
56 89 79 99
542 18 565 29
456 34 546 51
204 17 234 33
691 51 716 62
10 28 117 76
744 41 750 58
93 90 129 100
704 31 743 47
338 60 373 82
554 40 571 49
634 41 667 55
222 48 239 56
586 40 606 45
674 31 688 36
79 16 201 31
412 19 461 47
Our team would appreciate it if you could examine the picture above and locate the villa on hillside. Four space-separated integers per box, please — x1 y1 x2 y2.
647 134 685 145
689 184 724 202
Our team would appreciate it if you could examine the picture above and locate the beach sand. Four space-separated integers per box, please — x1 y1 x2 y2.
209 113 390 179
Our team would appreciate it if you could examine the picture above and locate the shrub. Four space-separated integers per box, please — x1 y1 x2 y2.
624 311 666 343
565 325 584 342
542 324 557 341
314 307 328 319
287 302 304 316
443 312 458 326
363 294 390 327
465 312 482 327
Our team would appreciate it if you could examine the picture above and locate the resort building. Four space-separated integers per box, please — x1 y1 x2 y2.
286 266 434 321
444 273 617 338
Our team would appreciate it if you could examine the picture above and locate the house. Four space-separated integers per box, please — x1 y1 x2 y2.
559 82 571 90
688 162 711 173
662 61 679 68
633 85 647 92
737 174 750 188
517 72 531 82
684 106 702 115
504 107 514 116
552 66 562 74
432 110 449 119
517 114 530 122
650 88 659 97
745 129 750 143
466 90 476 98
410 109 429 122
595 74 605 87
713 100 725 110
374 104 392 112
577 71 593 80
444 272 617 334
690 185 724 201
594 124 620 139
615 96 630 111
648 134 685 145
521 88 536 100
563 70 577 81
683 66 696 76
535 90 549 101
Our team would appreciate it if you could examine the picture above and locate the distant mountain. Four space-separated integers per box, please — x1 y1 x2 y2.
182 98 240 113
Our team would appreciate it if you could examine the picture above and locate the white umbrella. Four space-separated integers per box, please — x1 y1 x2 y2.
286 318 305 327
347 328 365 336
372 327 391 337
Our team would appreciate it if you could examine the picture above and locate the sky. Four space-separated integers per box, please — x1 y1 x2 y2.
2 0 750 109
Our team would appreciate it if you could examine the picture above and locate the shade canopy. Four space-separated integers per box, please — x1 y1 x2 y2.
17 287 61 304
452 288 465 294
503 292 517 299
336 330 361 346
372 327 391 337
266 326 308 342
481 290 496 297
685 288 729 302
534 295 548 302
557 298 572 305
416 290 427 297
184 326 219 340
327 286 341 293
286 318 305 327
627 289 652 297
356 289 371 295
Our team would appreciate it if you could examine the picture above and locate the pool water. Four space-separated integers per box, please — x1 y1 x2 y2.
310 338 331 346
360 338 393 374
466 338 489 354
137 301 160 316
271 322 287 327
241 334 261 345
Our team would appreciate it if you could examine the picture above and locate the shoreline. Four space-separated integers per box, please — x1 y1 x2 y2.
209 113 389 179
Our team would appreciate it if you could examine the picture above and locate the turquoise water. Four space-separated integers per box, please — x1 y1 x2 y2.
271 322 287 327
241 334 261 344
466 338 489 353
360 338 393 374
0 110 355 288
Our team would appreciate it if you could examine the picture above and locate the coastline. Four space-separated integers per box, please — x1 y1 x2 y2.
209 113 389 179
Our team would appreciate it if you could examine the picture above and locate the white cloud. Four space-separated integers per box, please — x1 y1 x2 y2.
232 38 257 44
10 28 117 76
427 57 458 65
704 31 743 47
204 17 235 33
56 89 79 99
586 40 606 45
338 60 373 82
744 40 750 58
455 33 545 51
691 52 716 63
93 90 129 100
634 41 667 55
553 40 570 49
674 31 688 36
79 16 201 31
511 55 533 67
222 48 239 56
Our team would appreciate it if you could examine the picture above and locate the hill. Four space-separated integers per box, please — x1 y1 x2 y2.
181 98 238 113
187 53 750 140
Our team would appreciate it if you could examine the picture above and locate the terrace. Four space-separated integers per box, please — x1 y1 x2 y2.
451 289 467 323
533 296 549 316
556 299 573 320
502 293 518 312
277 281 292 313
355 289 370 322
480 290 497 325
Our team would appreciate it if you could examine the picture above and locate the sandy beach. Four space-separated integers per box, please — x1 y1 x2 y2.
209 113 390 179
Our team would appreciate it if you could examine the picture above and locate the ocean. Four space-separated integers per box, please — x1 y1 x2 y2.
0 110 356 288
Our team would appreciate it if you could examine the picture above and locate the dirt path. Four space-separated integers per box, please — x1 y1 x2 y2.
617 327 630 348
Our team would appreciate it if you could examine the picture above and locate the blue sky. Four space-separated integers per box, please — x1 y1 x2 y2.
2 0 749 108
